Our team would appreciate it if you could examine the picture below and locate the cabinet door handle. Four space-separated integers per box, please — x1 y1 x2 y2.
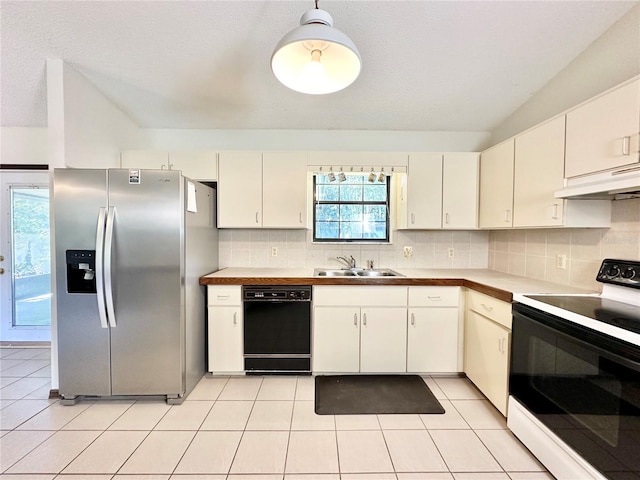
498 338 502 353
363 313 367 326
410 313 415 326
233 312 237 325
354 313 358 326
552 203 559 220
622 136 631 156
445 213 450 224
481 303 493 312
255 212 260 224
410 213 415 224
299 212 303 223
217 294 230 300
504 209 511 223
428 296 441 301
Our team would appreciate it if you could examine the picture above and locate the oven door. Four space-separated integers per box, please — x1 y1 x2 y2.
511 303 640 479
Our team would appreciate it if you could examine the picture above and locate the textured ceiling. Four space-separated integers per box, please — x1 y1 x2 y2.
1 1 637 131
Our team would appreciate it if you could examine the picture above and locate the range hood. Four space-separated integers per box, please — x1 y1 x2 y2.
555 165 640 199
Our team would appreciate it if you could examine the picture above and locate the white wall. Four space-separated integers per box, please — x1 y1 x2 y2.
141 129 491 153
47 59 141 169
0 127 49 165
491 4 640 144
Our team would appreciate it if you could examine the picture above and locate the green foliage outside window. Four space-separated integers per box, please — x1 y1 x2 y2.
313 174 390 242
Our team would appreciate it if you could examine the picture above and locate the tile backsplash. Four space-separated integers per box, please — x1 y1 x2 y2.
218 198 640 292
219 229 490 270
488 198 640 291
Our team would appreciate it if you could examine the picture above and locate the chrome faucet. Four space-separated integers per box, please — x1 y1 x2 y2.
336 255 356 269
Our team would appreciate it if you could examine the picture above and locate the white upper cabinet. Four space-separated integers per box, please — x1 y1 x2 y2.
398 152 479 230
479 140 515 228
442 153 479 229
262 152 307 228
565 77 640 178
121 150 217 181
218 151 263 228
218 151 308 229
404 153 443 229
513 116 566 227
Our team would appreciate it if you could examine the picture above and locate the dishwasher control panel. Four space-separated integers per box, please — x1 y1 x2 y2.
243 286 312 302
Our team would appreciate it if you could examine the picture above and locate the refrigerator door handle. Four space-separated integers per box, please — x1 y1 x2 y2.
104 206 117 327
95 207 109 329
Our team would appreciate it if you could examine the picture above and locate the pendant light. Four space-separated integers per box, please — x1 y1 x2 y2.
271 1 361 95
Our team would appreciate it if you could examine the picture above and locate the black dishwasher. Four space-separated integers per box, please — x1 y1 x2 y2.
243 285 312 374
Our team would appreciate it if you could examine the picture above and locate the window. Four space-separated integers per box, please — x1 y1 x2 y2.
313 173 390 242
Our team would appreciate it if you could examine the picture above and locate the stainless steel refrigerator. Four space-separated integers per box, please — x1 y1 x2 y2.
53 168 218 404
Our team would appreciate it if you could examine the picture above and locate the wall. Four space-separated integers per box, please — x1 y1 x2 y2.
0 127 48 165
219 229 490 270
491 4 640 144
141 129 491 153
47 59 141 169
488 198 640 291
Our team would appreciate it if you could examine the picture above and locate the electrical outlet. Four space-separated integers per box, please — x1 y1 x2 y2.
271 247 278 257
448 247 455 259
556 254 567 269
403 246 413 258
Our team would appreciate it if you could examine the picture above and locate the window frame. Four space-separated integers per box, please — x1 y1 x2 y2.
312 174 391 243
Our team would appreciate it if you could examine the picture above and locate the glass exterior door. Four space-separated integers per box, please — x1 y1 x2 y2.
0 171 51 342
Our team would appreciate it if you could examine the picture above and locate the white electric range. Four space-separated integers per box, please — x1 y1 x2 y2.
509 259 640 480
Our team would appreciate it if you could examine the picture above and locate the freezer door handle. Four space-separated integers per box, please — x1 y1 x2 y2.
95 207 109 329
104 206 117 327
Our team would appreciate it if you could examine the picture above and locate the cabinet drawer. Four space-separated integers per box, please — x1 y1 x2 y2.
408 286 459 307
467 290 511 329
208 286 242 306
313 286 407 306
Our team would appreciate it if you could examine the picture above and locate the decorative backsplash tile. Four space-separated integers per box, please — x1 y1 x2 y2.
219 198 640 292
488 198 640 291
219 228 490 270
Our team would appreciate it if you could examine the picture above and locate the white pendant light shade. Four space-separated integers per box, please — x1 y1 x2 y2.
271 8 361 95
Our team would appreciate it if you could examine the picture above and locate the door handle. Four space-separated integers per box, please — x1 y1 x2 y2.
233 312 237 325
354 313 358 326
410 313 415 326
411 213 415 224
299 212 303 223
95 207 109 329
255 212 260 224
622 136 631 156
445 213 450 224
104 206 117 328
363 313 367 326
552 203 559 220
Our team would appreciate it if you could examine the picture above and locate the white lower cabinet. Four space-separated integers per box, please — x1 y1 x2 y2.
312 286 408 373
207 286 243 374
407 287 461 373
360 307 408 372
464 289 512 416
312 306 361 373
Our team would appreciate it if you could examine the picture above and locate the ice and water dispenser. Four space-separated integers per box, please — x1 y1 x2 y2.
66 250 96 293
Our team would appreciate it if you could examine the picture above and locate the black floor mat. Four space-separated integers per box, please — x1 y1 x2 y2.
315 374 445 415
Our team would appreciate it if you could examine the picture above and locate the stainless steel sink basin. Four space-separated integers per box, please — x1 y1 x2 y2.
356 269 402 277
314 269 358 276
314 268 402 277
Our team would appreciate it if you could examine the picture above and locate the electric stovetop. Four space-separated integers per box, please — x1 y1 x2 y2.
524 294 640 334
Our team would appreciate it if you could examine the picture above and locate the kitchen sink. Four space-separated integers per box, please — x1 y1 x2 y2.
356 269 402 277
314 268 402 277
314 269 358 276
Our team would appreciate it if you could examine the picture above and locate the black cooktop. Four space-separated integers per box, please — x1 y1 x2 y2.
526 295 640 334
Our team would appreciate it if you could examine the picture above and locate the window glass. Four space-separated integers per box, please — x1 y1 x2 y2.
313 174 390 243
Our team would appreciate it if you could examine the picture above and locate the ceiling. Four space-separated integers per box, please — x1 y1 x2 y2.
1 1 637 132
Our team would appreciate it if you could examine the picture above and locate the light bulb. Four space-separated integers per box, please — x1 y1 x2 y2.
301 49 327 88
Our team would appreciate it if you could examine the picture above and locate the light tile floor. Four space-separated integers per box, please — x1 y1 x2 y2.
0 347 555 480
